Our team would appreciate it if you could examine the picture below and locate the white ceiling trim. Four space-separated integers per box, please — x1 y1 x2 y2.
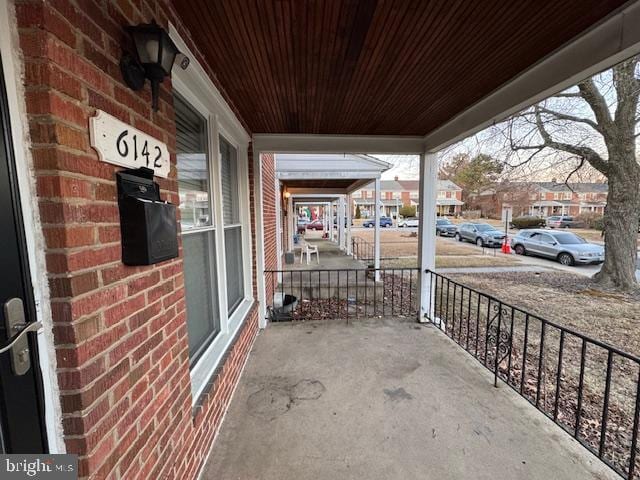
253 134 425 154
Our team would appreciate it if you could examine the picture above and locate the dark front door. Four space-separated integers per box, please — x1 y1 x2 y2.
0 55 48 453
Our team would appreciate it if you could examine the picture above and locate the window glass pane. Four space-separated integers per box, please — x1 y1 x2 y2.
183 231 220 361
175 94 211 230
220 136 240 225
224 226 244 313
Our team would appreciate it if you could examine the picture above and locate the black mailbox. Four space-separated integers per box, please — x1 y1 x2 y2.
116 167 178 266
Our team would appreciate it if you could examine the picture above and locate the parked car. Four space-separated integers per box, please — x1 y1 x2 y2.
545 216 585 229
362 216 393 228
306 219 324 230
297 218 309 234
455 223 506 247
435 218 457 236
399 217 419 228
511 229 604 266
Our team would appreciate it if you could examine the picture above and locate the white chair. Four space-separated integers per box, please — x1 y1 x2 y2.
299 241 319 264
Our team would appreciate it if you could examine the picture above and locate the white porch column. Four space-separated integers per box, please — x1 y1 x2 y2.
338 195 346 251
287 195 294 251
275 180 282 271
417 152 438 323
346 194 353 255
374 178 381 281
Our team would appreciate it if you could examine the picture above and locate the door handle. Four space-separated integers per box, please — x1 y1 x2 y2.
3 298 41 375
0 321 42 354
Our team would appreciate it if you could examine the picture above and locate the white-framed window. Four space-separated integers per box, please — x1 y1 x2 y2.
170 25 253 403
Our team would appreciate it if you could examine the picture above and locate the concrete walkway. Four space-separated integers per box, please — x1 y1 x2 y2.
201 320 617 480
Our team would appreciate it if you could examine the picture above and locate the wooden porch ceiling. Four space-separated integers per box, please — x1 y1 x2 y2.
172 0 628 136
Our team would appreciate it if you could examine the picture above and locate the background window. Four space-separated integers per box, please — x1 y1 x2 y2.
220 135 244 313
175 94 220 362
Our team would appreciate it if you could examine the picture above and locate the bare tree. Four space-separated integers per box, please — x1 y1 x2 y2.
507 55 639 289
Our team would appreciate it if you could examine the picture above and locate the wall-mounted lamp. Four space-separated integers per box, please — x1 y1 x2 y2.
120 20 189 111
283 191 291 199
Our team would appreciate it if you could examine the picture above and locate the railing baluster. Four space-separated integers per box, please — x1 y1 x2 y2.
627 368 640 480
536 321 546 409
458 286 464 342
466 288 472 350
599 350 614 458
494 302 502 387
391 269 395 317
484 297 491 363
507 309 515 386
575 339 587 438
452 283 457 341
520 314 530 395
553 330 565 421
475 292 481 357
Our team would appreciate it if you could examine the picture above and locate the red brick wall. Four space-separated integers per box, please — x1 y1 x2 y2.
261 154 277 305
14 1 259 478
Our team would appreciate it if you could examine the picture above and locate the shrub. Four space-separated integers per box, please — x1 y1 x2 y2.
355 205 361 219
575 212 604 229
511 216 546 229
399 205 416 218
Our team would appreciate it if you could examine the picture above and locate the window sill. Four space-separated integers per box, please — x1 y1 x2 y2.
190 298 254 409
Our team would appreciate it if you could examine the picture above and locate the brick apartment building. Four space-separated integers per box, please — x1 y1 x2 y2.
354 177 463 218
473 181 609 218
0 1 279 478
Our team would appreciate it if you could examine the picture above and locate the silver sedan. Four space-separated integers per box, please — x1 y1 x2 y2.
510 229 604 266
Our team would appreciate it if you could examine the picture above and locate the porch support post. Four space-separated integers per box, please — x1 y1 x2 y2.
288 196 294 251
346 194 352 255
417 152 438 323
374 178 381 281
338 195 346 251
275 180 282 271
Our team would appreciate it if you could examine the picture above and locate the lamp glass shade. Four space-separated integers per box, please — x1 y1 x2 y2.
159 30 179 74
133 29 161 65
128 22 179 75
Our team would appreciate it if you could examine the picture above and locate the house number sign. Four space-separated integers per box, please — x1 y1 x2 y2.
89 110 170 178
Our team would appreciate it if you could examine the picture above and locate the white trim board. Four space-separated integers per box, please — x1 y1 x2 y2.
253 134 425 154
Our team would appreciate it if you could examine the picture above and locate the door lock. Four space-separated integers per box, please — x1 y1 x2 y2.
2 298 41 375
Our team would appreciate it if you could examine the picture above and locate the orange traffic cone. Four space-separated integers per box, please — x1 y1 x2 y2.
501 237 512 254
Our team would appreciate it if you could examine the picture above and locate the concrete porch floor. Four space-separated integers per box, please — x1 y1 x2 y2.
201 320 617 480
284 237 365 271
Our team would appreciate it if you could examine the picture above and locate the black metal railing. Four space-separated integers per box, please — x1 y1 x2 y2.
424 269 640 480
351 236 374 261
264 268 419 322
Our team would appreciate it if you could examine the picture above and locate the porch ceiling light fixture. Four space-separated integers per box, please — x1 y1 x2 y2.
120 20 188 111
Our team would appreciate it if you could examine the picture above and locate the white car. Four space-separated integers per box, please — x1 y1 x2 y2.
399 217 419 228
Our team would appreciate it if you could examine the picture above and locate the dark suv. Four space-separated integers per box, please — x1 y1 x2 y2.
435 218 457 236
362 216 393 228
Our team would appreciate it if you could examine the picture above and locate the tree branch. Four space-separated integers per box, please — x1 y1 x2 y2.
578 78 613 133
552 91 582 98
534 106 610 175
537 106 600 132
563 157 586 192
